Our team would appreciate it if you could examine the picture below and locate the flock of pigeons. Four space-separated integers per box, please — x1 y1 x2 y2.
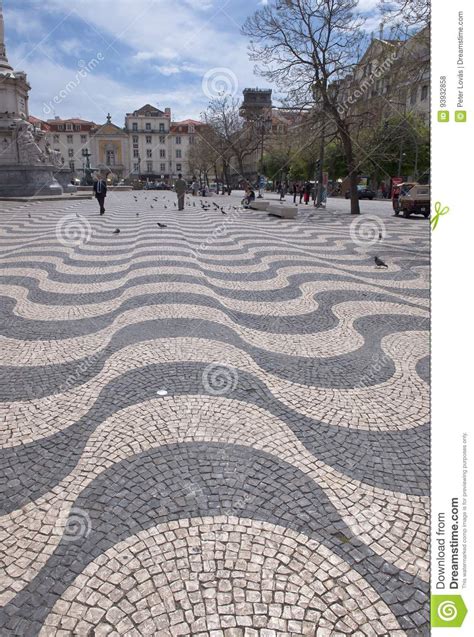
24 192 390 268
107 193 239 236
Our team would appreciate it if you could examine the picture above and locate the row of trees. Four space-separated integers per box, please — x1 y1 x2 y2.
241 0 430 214
187 96 262 190
261 113 430 188
188 0 430 211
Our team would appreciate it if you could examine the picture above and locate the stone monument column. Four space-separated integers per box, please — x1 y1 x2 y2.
0 0 63 197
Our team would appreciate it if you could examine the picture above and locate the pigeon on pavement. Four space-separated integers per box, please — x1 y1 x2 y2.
113 228 120 234
374 256 388 268
157 222 167 228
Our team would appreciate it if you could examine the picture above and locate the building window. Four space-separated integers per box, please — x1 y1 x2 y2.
68 149 74 157
80 135 87 144
133 163 139 172
133 135 138 143
410 86 417 105
176 163 182 172
175 136 181 144
189 136 195 145
146 149 152 158
159 123 165 132
146 135 152 144
160 149 166 158
53 135 60 143
176 149 182 158
67 135 73 144
421 85 429 101
74 124 81 131
66 123 73 131
146 161 153 172
133 149 139 158
160 163 166 172
145 122 151 131
159 135 165 144
69 161 75 171
132 123 138 131
58 125 64 131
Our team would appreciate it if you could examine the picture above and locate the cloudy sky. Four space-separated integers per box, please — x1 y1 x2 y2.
4 0 380 125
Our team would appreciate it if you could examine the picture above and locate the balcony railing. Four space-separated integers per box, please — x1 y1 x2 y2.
127 128 168 134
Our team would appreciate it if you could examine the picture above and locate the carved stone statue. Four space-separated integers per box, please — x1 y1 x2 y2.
45 142 63 168
16 122 46 165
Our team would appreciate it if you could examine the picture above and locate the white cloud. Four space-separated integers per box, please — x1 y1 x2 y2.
358 0 381 10
5 0 279 122
132 51 156 61
154 65 181 76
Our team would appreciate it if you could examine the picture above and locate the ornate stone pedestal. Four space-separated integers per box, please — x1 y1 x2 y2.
53 168 76 192
0 164 63 197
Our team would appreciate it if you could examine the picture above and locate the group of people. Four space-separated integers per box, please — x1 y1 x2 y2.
275 180 313 204
290 181 313 204
92 171 188 213
93 173 315 216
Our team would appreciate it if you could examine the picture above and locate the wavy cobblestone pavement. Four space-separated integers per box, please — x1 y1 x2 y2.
0 192 430 636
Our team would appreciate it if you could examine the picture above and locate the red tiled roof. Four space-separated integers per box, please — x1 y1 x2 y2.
29 115 51 131
174 119 202 126
170 119 203 133
46 118 96 125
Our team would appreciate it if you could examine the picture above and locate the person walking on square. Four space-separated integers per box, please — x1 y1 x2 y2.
175 173 187 210
303 181 311 205
93 170 109 215
292 182 299 204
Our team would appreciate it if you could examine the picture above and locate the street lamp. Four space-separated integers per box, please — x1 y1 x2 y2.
254 113 271 197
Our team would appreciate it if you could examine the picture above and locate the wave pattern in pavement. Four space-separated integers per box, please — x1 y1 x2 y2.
0 193 430 635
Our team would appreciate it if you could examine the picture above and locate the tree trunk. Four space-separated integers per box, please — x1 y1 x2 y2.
340 130 360 215
223 162 230 190
237 156 245 182
327 105 360 215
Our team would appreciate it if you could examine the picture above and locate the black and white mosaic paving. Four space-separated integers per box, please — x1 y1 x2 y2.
0 193 430 635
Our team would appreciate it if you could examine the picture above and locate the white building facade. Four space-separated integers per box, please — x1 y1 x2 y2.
29 105 204 183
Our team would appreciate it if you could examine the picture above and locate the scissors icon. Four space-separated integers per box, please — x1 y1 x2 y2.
431 201 450 230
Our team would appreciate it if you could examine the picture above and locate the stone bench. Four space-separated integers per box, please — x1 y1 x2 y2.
249 200 270 211
267 204 298 219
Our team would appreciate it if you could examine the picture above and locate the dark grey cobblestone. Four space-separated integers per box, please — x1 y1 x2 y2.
0 194 430 635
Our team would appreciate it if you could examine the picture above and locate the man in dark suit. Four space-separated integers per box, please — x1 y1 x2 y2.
93 171 109 215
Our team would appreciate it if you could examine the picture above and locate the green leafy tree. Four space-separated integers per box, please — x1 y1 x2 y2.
243 0 367 214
